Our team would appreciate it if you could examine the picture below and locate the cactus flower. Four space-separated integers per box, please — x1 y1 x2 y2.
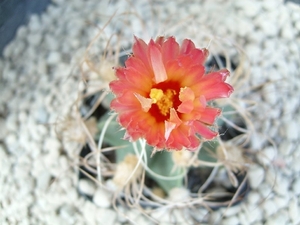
110 36 233 151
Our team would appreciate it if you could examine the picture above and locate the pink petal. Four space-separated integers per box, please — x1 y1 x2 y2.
178 100 194 114
180 39 196 55
200 83 233 101
189 48 209 65
187 134 201 151
125 57 152 80
145 122 165 148
165 108 182 142
199 107 221 125
193 121 218 140
199 95 207 107
132 36 151 70
110 92 140 112
169 108 182 125
134 93 153 112
177 87 195 113
165 121 176 141
167 126 191 150
192 69 233 100
161 36 180 65
149 40 168 83
155 36 165 46
109 76 145 96
182 65 205 85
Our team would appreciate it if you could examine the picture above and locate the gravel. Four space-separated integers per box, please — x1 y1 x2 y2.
1 0 300 224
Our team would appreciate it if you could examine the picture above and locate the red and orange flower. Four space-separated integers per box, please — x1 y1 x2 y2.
110 36 233 151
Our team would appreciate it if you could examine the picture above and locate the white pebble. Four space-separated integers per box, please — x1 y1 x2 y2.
274 176 289 196
251 132 265 151
5 114 18 131
236 18 254 37
28 14 41 32
238 1 261 17
47 51 62 65
59 204 76 224
258 146 276 166
12 41 26 57
262 83 277 105
5 133 20 155
36 171 52 191
96 208 117 225
0 118 8 140
168 187 190 202
93 188 112 208
248 165 265 189
281 23 295 40
245 206 263 224
151 208 174 224
34 107 49 124
264 209 289 225
43 137 61 153
245 44 261 64
81 201 97 224
247 30 265 44
284 96 299 115
292 179 300 196
3 42 14 58
16 25 28 40
289 197 299 224
27 33 42 46
274 194 290 210
222 205 241 217
256 16 278 37
44 35 60 51
18 111 28 123
262 1 279 11
283 122 299 141
263 199 278 217
247 191 261 205
295 20 300 31
279 140 294 156
222 216 239 225
291 160 300 173
78 179 96 196
0 145 10 176
238 212 249 225
258 183 274 199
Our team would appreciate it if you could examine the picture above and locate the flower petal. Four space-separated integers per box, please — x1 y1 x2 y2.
192 69 233 100
189 48 209 65
132 36 151 70
149 40 168 83
155 36 165 46
161 36 180 65
180 39 196 54
169 108 182 126
111 67 152 96
193 120 218 139
165 108 182 141
177 87 195 113
134 93 153 112
145 122 165 149
199 107 221 125
125 57 153 81
165 121 176 141
166 126 191 150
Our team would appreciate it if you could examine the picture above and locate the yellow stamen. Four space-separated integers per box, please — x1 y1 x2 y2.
150 88 164 103
150 88 176 116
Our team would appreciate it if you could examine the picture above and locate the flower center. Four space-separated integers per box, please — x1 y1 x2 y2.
150 88 176 116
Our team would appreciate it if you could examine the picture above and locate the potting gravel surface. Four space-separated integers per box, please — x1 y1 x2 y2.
0 0 300 224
